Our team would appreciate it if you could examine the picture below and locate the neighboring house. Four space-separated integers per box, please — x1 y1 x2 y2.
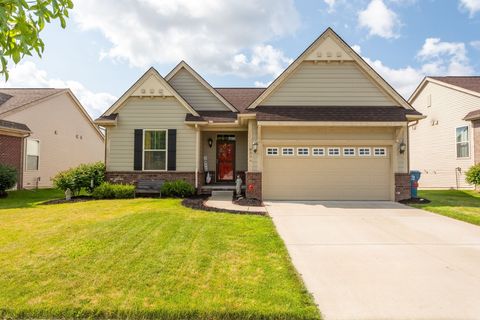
409 77 480 189
0 89 104 188
95 28 422 201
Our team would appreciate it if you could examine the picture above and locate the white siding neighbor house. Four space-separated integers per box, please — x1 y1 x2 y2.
409 77 480 189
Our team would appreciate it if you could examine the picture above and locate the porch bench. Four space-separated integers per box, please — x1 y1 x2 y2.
135 180 164 197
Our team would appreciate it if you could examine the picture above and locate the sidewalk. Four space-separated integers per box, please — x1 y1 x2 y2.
204 191 267 214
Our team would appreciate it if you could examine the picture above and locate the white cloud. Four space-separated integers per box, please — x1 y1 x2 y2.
1 62 117 118
231 45 293 78
459 0 480 17
352 44 362 54
358 0 401 39
470 40 480 50
324 0 337 13
73 0 299 78
355 38 474 98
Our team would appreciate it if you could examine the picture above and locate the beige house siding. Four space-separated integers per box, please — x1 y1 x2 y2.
3 93 104 188
201 131 247 173
107 97 196 171
168 68 230 111
260 61 397 106
410 81 478 189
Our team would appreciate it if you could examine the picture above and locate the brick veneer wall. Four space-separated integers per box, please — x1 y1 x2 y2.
106 171 195 187
395 173 411 201
245 172 262 200
0 134 23 188
473 120 480 164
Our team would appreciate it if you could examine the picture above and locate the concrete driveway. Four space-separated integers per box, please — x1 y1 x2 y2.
265 201 480 320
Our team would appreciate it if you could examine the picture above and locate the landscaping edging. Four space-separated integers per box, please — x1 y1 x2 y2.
41 196 95 205
182 196 267 216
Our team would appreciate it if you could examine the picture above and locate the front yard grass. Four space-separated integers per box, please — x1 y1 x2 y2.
0 191 320 319
411 190 480 226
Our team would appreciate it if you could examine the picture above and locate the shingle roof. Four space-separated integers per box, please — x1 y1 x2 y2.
186 111 237 123
0 119 31 132
0 88 66 115
430 76 480 94
464 109 480 121
215 88 265 113
254 106 420 122
95 113 118 121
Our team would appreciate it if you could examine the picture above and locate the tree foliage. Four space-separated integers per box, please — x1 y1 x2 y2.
0 164 17 197
0 0 74 80
52 162 105 196
466 164 480 187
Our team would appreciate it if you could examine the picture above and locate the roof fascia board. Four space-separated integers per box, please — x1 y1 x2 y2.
257 121 406 127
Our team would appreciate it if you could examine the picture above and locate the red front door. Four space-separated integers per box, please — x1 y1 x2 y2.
216 141 235 182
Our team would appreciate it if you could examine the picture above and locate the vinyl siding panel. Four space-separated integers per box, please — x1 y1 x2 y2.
410 82 479 189
261 61 397 106
168 68 229 111
107 97 195 171
3 93 104 188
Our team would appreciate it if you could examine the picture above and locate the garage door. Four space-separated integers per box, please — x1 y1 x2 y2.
263 146 392 200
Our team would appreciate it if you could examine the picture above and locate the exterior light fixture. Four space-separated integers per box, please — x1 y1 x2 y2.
252 141 258 153
399 142 406 154
208 138 213 148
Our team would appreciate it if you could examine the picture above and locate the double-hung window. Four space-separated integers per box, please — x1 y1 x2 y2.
456 126 469 158
26 139 40 171
144 130 167 170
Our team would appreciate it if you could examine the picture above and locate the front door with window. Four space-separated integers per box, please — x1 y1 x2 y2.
216 140 235 182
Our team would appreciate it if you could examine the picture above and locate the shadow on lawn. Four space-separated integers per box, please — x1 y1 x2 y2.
0 189 64 210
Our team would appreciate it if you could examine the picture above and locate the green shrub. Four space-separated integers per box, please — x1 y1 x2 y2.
466 164 480 187
0 164 17 197
52 162 105 196
92 182 135 199
161 180 195 198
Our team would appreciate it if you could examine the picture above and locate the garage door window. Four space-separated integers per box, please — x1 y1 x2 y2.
266 147 279 156
328 147 340 156
312 147 325 156
374 147 387 156
282 147 294 156
343 147 355 156
358 147 371 156
297 147 309 156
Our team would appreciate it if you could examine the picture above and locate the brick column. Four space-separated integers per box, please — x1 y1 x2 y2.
395 173 411 201
472 120 480 164
246 172 262 200
0 134 23 189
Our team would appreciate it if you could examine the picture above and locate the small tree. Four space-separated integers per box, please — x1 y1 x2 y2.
0 164 17 197
466 164 480 189
52 162 105 196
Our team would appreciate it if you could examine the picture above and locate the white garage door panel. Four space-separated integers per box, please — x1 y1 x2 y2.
263 149 391 200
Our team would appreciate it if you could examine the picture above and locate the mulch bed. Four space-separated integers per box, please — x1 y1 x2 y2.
399 197 431 204
41 196 95 205
233 197 263 207
181 196 267 216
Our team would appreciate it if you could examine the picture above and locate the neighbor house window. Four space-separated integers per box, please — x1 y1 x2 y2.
144 130 167 170
374 147 387 156
358 147 371 156
328 147 340 156
312 148 325 156
456 126 469 158
297 147 309 156
26 139 40 171
266 147 279 156
343 147 355 156
282 147 294 156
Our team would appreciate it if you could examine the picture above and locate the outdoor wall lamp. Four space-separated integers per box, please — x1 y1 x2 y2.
399 142 407 154
208 138 213 148
252 141 258 153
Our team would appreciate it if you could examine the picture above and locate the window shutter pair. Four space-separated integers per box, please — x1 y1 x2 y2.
133 129 176 171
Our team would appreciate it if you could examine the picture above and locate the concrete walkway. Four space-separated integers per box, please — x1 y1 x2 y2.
204 191 267 213
265 201 480 320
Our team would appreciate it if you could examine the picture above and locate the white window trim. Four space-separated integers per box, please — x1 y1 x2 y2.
312 147 325 156
281 147 294 156
142 129 168 171
328 147 340 156
25 138 40 172
373 147 387 157
358 147 371 157
343 147 356 157
266 147 279 156
455 126 470 159
297 147 310 156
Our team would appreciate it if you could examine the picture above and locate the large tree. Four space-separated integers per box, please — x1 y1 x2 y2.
0 0 73 80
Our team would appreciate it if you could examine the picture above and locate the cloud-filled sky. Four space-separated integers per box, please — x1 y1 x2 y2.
1 0 479 117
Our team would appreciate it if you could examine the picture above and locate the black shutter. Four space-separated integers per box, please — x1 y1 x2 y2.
167 129 177 171
134 129 143 171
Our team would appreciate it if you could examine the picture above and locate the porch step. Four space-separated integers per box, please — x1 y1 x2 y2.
211 190 234 200
199 184 245 195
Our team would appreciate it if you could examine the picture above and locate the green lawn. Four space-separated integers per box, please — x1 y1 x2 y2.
0 190 320 319
0 188 63 209
411 190 480 226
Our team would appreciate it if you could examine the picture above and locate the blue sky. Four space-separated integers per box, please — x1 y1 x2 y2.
1 0 479 117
